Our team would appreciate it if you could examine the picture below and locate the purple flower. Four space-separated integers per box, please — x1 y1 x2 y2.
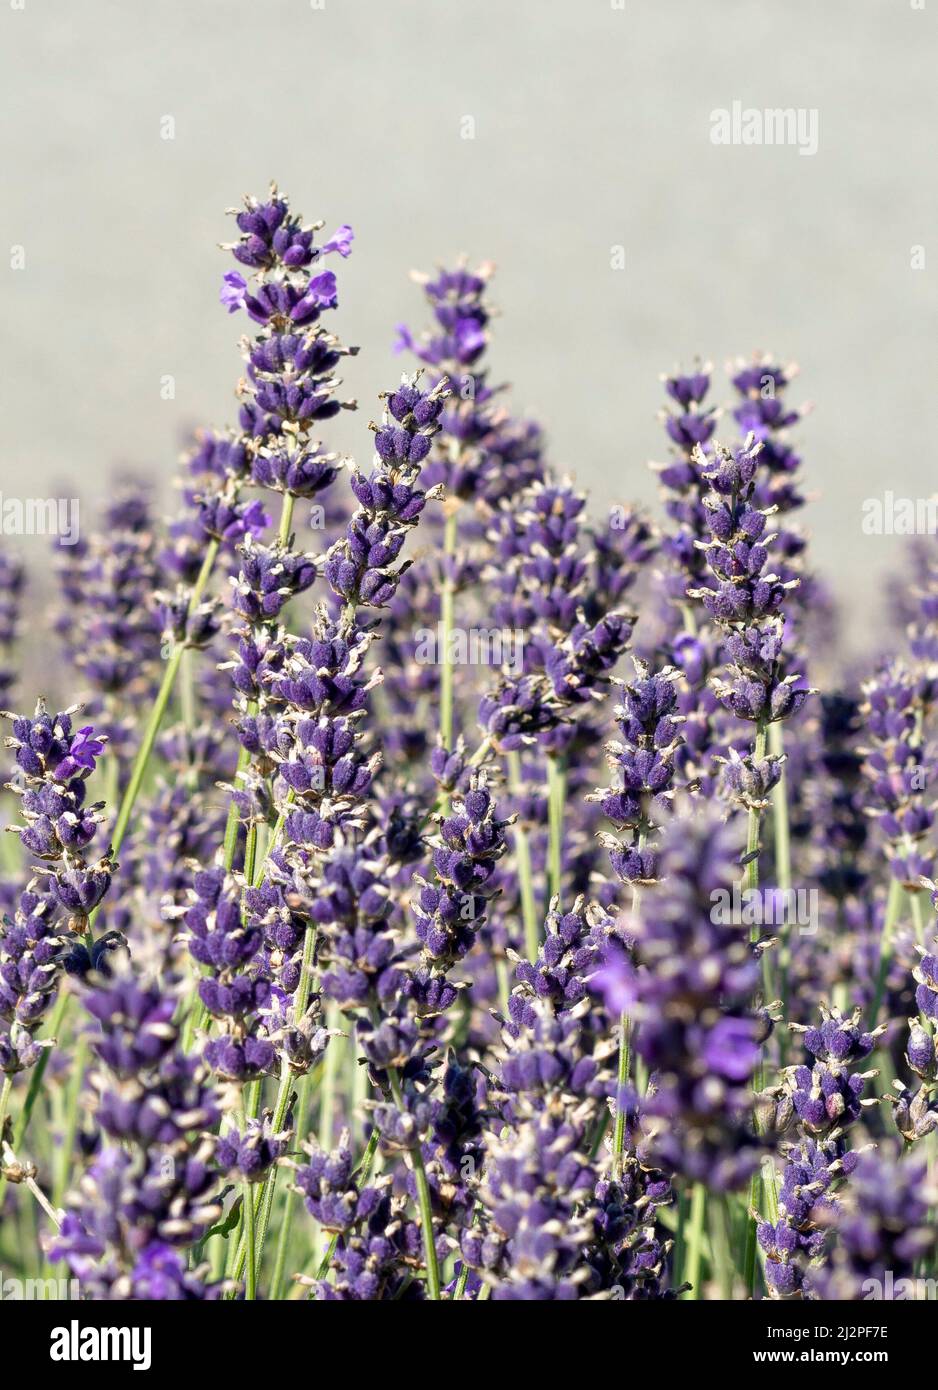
306 269 338 309
54 724 105 780
322 224 354 257
220 270 247 313
591 943 637 1017
703 1016 761 1082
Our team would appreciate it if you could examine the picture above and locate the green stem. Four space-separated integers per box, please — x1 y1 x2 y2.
745 724 767 900
768 720 791 1031
268 1070 312 1302
683 1182 707 1299
439 508 458 768
672 1188 688 1290
611 1010 630 1176
243 1181 256 1300
221 735 254 874
869 877 903 1028
242 821 258 894
453 1209 480 1300
318 1007 342 1153
495 957 511 1015
109 647 183 857
507 751 540 961
232 922 318 1290
742 720 768 1296
389 1069 440 1300
180 647 197 738
0 990 69 1210
186 706 281 1051
612 833 644 1175
231 1061 294 1289
106 536 221 865
278 491 296 546
910 888 926 945
547 753 566 907
0 1075 11 1141
312 1005 343 1265
52 1034 88 1211
713 1196 736 1299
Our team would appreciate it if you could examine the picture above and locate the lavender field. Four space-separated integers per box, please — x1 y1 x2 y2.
0 178 935 1314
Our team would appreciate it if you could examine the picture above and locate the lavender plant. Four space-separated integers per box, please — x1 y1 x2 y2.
0 183 935 1312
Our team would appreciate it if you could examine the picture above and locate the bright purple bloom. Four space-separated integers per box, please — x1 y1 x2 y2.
220 270 247 313
322 224 354 257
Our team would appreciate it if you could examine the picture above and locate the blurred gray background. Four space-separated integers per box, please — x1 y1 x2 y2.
2 0 936 641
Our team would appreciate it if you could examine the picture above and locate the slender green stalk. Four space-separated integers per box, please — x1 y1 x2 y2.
278 491 296 546
713 1196 736 1298
180 647 197 738
268 1070 312 1301
0 991 69 1209
224 488 316 1284
257 798 291 883
612 833 644 1174
682 1181 707 1299
230 1059 294 1288
741 721 768 1296
312 1004 343 1266
242 1181 256 1300
185 726 291 1050
454 1207 481 1300
389 1069 440 1300
109 648 183 854
768 720 791 1027
910 888 926 944
546 753 566 907
0 818 21 876
318 1006 342 1154
106 537 221 864
221 733 255 874
507 751 540 961
745 725 768 901
52 1035 88 1211
14 999 66 1140
760 1154 780 1226
0 1076 11 1142
869 877 903 1028
439 507 459 767
672 1188 688 1291
742 1127 763 1292
411 1158 440 1300
495 957 511 1015
242 821 258 895
231 920 318 1289
611 1011 630 1177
